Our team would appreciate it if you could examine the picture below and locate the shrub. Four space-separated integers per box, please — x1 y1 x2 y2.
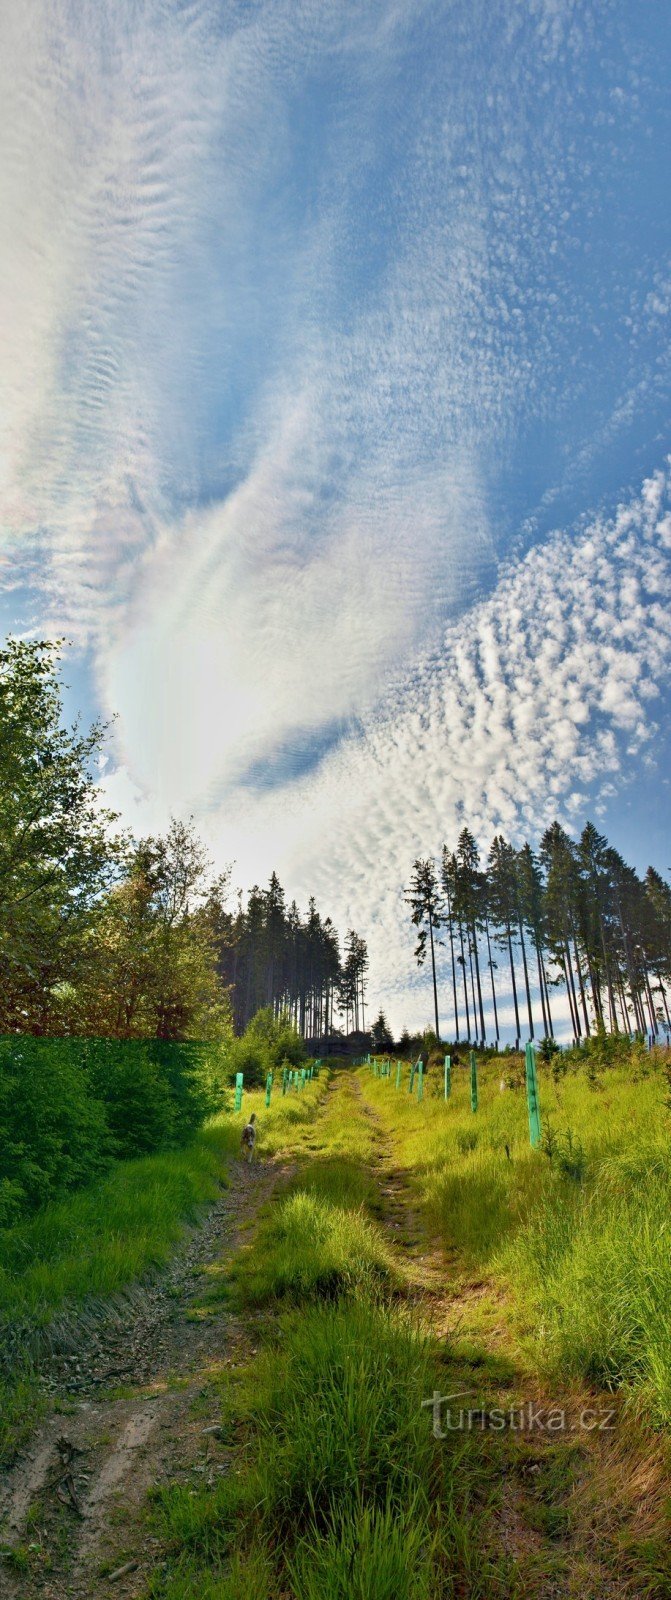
83 1039 219 1156
0 1036 224 1222
0 1038 110 1220
229 1009 308 1088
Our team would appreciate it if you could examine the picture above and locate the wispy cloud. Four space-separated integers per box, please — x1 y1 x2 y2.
159 470 668 1029
101 470 671 1031
2 2 671 1028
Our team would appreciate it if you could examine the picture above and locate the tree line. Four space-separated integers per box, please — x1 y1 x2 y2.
0 639 367 1043
211 878 368 1041
406 825 671 1046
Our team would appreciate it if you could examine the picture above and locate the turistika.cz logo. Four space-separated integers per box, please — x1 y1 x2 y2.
422 1391 616 1436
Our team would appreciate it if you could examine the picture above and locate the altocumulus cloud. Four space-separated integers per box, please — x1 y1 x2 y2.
2 1 670 1028
172 470 669 1032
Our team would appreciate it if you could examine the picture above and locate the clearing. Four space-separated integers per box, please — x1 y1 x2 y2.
1 1062 670 1599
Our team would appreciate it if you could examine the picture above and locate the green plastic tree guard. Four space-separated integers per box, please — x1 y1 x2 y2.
409 1057 418 1093
470 1050 478 1113
395 1059 402 1089
265 1071 273 1107
444 1055 451 1099
417 1062 424 1101
282 1068 288 1096
234 1071 244 1113
300 1068 306 1090
525 1042 542 1148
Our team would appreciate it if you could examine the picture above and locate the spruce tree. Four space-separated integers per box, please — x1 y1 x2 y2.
405 858 443 1042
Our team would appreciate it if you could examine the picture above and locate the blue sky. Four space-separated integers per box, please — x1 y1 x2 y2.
1 0 670 1033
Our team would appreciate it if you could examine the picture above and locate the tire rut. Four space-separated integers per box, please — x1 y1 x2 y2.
0 1155 289 1599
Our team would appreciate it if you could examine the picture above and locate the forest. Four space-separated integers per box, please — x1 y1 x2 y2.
407 826 671 1046
0 638 367 1225
0 638 367 1046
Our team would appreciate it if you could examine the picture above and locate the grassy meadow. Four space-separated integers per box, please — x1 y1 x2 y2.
359 1046 671 1425
149 1070 516 1599
3 1051 671 1596
145 1056 671 1599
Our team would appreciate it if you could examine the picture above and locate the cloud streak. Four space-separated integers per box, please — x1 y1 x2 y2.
2 2 671 1028
167 470 669 1030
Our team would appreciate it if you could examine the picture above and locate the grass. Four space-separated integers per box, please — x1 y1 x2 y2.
229 1187 398 1305
0 1129 233 1326
5 1056 671 1595
146 1071 518 1599
0 1075 325 1463
358 1048 671 1423
227 1071 395 1307
149 1288 514 1599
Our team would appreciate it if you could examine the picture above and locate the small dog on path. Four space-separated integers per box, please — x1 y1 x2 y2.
241 1112 257 1163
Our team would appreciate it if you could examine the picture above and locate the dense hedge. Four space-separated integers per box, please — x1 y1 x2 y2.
0 1037 227 1226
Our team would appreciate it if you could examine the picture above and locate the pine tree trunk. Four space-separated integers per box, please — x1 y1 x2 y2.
571 934 591 1036
458 914 471 1039
507 925 520 1047
485 913 500 1042
542 956 555 1037
472 923 486 1043
656 970 670 1028
445 886 460 1040
563 940 580 1038
518 918 534 1039
534 932 548 1036
428 911 440 1041
467 939 478 1042
643 967 658 1034
616 976 633 1033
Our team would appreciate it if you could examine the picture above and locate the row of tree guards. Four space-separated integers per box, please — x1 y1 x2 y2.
366 1049 542 1148
233 1060 322 1112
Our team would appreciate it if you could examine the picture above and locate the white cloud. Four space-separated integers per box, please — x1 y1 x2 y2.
2 3 670 1039
165 469 671 1035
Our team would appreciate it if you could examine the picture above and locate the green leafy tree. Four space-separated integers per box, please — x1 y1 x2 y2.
0 638 121 1032
72 821 231 1040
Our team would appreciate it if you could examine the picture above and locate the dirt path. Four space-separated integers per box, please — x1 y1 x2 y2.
0 1153 288 1600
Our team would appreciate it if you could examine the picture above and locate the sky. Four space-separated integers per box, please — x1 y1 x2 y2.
1 0 670 1036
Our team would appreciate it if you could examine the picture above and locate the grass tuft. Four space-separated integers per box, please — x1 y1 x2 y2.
231 1187 397 1306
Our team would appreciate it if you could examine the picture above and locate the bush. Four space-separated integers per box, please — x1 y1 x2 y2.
0 1038 110 1221
0 1036 226 1222
229 1009 307 1088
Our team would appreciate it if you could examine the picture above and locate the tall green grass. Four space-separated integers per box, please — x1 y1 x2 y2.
148 1074 515 1599
0 1075 325 1331
229 1072 394 1306
230 1187 397 1305
151 1298 513 1599
0 1077 325 1464
0 1121 236 1326
359 1053 671 1422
